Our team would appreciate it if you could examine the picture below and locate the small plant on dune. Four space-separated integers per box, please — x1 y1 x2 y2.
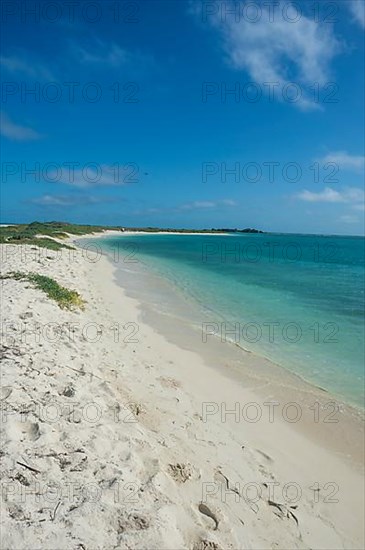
0 271 85 310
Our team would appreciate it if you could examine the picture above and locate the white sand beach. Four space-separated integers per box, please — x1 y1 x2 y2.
1 235 364 550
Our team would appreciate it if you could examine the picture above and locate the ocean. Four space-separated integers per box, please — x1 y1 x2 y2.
94 232 365 407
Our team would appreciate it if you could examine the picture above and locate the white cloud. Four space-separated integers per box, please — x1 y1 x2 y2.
297 187 344 203
180 201 215 210
296 186 364 208
193 0 340 110
31 195 82 206
347 0 365 28
182 201 216 209
0 112 41 141
221 198 237 206
30 195 116 206
319 151 365 172
181 199 237 210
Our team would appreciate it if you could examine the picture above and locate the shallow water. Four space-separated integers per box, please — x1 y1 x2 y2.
94 232 365 407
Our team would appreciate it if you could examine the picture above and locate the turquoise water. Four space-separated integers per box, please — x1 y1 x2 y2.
97 233 364 407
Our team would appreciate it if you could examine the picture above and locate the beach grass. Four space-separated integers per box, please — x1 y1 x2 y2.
0 271 85 310
0 221 121 251
0 224 73 250
3 235 74 251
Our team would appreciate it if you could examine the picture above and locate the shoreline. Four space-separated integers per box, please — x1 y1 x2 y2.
1 238 364 549
84 230 364 414
84 235 365 462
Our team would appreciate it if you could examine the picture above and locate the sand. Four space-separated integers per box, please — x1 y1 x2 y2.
0 235 364 550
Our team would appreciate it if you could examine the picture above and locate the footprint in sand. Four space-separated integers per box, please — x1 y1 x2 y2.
14 421 41 442
193 540 221 550
8 505 30 522
198 503 219 530
116 513 149 533
0 387 12 401
168 462 195 483
158 376 181 390
127 402 145 417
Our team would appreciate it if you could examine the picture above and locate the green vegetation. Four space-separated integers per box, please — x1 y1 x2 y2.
0 221 123 251
0 223 72 250
0 271 85 310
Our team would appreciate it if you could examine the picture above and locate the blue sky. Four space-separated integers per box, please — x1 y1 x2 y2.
1 0 364 234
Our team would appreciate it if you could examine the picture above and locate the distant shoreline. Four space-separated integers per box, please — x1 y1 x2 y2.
2 223 365 238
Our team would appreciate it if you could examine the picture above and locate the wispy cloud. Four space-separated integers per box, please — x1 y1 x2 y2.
0 53 53 79
221 198 237 206
180 199 238 210
77 42 128 67
30 195 117 206
347 0 365 28
72 39 152 72
318 151 365 172
133 199 238 216
0 112 42 141
192 0 340 110
296 186 364 208
181 201 216 210
45 164 138 188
